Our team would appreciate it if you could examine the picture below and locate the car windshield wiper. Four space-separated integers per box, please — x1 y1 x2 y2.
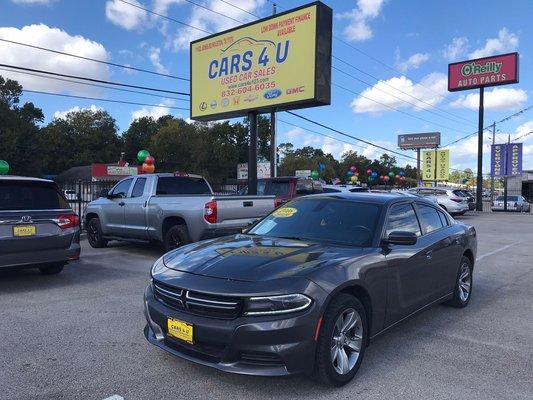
275 235 310 241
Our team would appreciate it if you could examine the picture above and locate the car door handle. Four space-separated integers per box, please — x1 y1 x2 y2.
425 250 433 260
118 202 125 206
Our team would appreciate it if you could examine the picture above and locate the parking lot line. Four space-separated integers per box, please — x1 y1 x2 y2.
476 241 522 262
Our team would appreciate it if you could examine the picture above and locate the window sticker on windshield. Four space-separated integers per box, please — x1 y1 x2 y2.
253 219 277 235
272 207 298 218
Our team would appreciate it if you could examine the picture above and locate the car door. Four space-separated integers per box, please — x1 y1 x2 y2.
383 202 433 325
122 177 148 239
102 178 133 236
412 202 453 299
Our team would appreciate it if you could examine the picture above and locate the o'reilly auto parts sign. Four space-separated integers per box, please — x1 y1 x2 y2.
398 132 441 149
448 52 518 92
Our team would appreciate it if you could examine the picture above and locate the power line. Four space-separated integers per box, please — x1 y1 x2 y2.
0 63 190 96
0 67 189 102
0 38 188 81
512 130 533 142
216 0 260 18
183 0 244 23
22 89 189 111
117 0 212 34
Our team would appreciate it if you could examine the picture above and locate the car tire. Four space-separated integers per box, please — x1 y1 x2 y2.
39 263 65 275
445 256 473 308
164 225 191 252
86 218 108 248
315 294 368 387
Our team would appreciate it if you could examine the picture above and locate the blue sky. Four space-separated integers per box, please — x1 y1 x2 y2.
1 0 532 172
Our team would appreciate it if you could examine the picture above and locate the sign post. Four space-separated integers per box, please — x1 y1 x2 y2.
448 52 519 211
190 1 332 193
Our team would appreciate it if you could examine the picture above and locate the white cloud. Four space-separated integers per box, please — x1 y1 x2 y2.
451 88 527 111
469 28 519 59
53 105 102 120
148 47 169 74
338 0 386 42
172 0 266 51
11 0 54 4
105 0 148 30
131 98 174 120
396 52 430 73
0 24 110 95
350 72 448 113
442 36 469 61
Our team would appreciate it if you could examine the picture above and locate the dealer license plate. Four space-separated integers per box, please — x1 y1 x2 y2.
167 317 193 344
13 225 36 237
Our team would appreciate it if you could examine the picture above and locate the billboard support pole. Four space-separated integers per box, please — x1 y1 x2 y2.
248 111 258 195
434 146 438 187
476 87 484 211
269 3 277 178
416 148 421 186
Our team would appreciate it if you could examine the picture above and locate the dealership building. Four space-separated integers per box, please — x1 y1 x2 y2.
507 170 533 201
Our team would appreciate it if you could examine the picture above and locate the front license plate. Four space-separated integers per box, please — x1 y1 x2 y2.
167 317 193 344
13 225 36 237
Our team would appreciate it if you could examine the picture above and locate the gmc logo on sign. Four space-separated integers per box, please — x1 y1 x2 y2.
286 86 305 95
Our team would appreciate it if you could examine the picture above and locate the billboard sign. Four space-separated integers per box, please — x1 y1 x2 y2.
422 150 450 181
491 143 522 177
190 2 332 121
398 132 441 149
448 52 519 92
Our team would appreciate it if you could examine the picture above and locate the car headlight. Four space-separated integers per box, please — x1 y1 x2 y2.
151 256 167 277
244 294 312 316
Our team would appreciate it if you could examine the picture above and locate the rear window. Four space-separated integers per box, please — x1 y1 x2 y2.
264 181 290 196
0 180 69 211
156 177 212 195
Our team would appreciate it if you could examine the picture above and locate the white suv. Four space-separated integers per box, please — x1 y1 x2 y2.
408 187 469 216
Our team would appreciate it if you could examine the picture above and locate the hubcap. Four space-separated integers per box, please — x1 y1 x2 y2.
330 308 363 375
88 223 98 243
458 263 471 302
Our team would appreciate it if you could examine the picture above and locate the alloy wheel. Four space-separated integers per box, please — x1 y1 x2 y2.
88 223 98 244
458 263 471 302
330 308 363 375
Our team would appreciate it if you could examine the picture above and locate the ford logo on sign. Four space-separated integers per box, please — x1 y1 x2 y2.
264 89 282 100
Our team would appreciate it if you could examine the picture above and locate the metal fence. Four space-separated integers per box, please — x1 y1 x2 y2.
59 180 118 223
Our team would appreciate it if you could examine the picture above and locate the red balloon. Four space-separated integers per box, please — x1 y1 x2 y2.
142 162 155 173
384 176 390 182
395 174 400 179
144 155 155 165
366 169 372 175
380 175 384 180
350 166 357 172
400 176 406 181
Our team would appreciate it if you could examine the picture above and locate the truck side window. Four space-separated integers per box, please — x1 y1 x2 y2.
131 178 146 198
110 178 133 198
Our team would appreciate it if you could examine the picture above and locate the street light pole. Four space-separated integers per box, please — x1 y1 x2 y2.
476 87 484 211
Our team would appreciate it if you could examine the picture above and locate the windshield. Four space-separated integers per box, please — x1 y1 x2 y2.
249 197 381 247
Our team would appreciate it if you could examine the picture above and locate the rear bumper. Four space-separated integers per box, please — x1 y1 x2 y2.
143 285 318 376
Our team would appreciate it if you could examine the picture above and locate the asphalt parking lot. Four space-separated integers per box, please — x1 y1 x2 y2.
1 213 532 400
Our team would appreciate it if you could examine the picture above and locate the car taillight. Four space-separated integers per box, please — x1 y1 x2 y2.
56 213 79 229
204 200 217 224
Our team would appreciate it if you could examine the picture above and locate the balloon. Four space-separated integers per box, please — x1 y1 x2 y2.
346 170 354 177
400 176 406 181
366 169 372 175
371 171 378 178
380 175 384 180
0 160 9 175
388 172 395 178
350 175 357 182
137 149 150 163
399 171 405 177
310 170 319 179
350 166 357 173
354 172 359 176
395 174 400 180
142 162 155 173
384 175 390 182
144 155 155 165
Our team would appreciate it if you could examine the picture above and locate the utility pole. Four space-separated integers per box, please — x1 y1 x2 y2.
269 2 277 178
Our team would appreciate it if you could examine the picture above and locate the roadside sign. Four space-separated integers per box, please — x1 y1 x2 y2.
491 143 522 177
237 162 271 179
448 52 519 92
295 169 311 178
422 150 450 181
398 132 441 149
190 1 332 121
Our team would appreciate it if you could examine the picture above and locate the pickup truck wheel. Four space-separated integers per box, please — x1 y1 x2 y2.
164 225 190 252
87 218 108 248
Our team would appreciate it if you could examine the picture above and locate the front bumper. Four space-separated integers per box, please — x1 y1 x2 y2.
143 284 321 376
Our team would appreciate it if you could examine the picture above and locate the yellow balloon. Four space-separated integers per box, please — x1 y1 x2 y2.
350 175 357 182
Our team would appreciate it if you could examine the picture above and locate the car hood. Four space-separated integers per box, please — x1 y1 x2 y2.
163 234 363 282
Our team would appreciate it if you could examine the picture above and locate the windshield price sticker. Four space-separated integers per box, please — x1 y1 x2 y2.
273 207 298 218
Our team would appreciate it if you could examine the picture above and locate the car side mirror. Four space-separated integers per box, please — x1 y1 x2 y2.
99 189 109 198
384 231 417 245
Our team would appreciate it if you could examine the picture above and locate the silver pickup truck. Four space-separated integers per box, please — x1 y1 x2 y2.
84 173 275 251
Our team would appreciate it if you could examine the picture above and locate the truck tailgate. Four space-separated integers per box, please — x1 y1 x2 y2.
214 196 275 224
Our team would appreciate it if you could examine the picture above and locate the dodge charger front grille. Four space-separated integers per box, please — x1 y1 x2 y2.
153 281 242 319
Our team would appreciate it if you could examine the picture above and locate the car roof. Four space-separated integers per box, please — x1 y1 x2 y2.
0 175 54 183
301 191 436 206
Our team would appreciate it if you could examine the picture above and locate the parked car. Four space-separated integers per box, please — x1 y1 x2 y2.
322 184 370 193
144 193 477 386
452 189 476 210
408 187 469 215
84 173 276 251
239 177 324 206
0 176 81 274
491 195 531 212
